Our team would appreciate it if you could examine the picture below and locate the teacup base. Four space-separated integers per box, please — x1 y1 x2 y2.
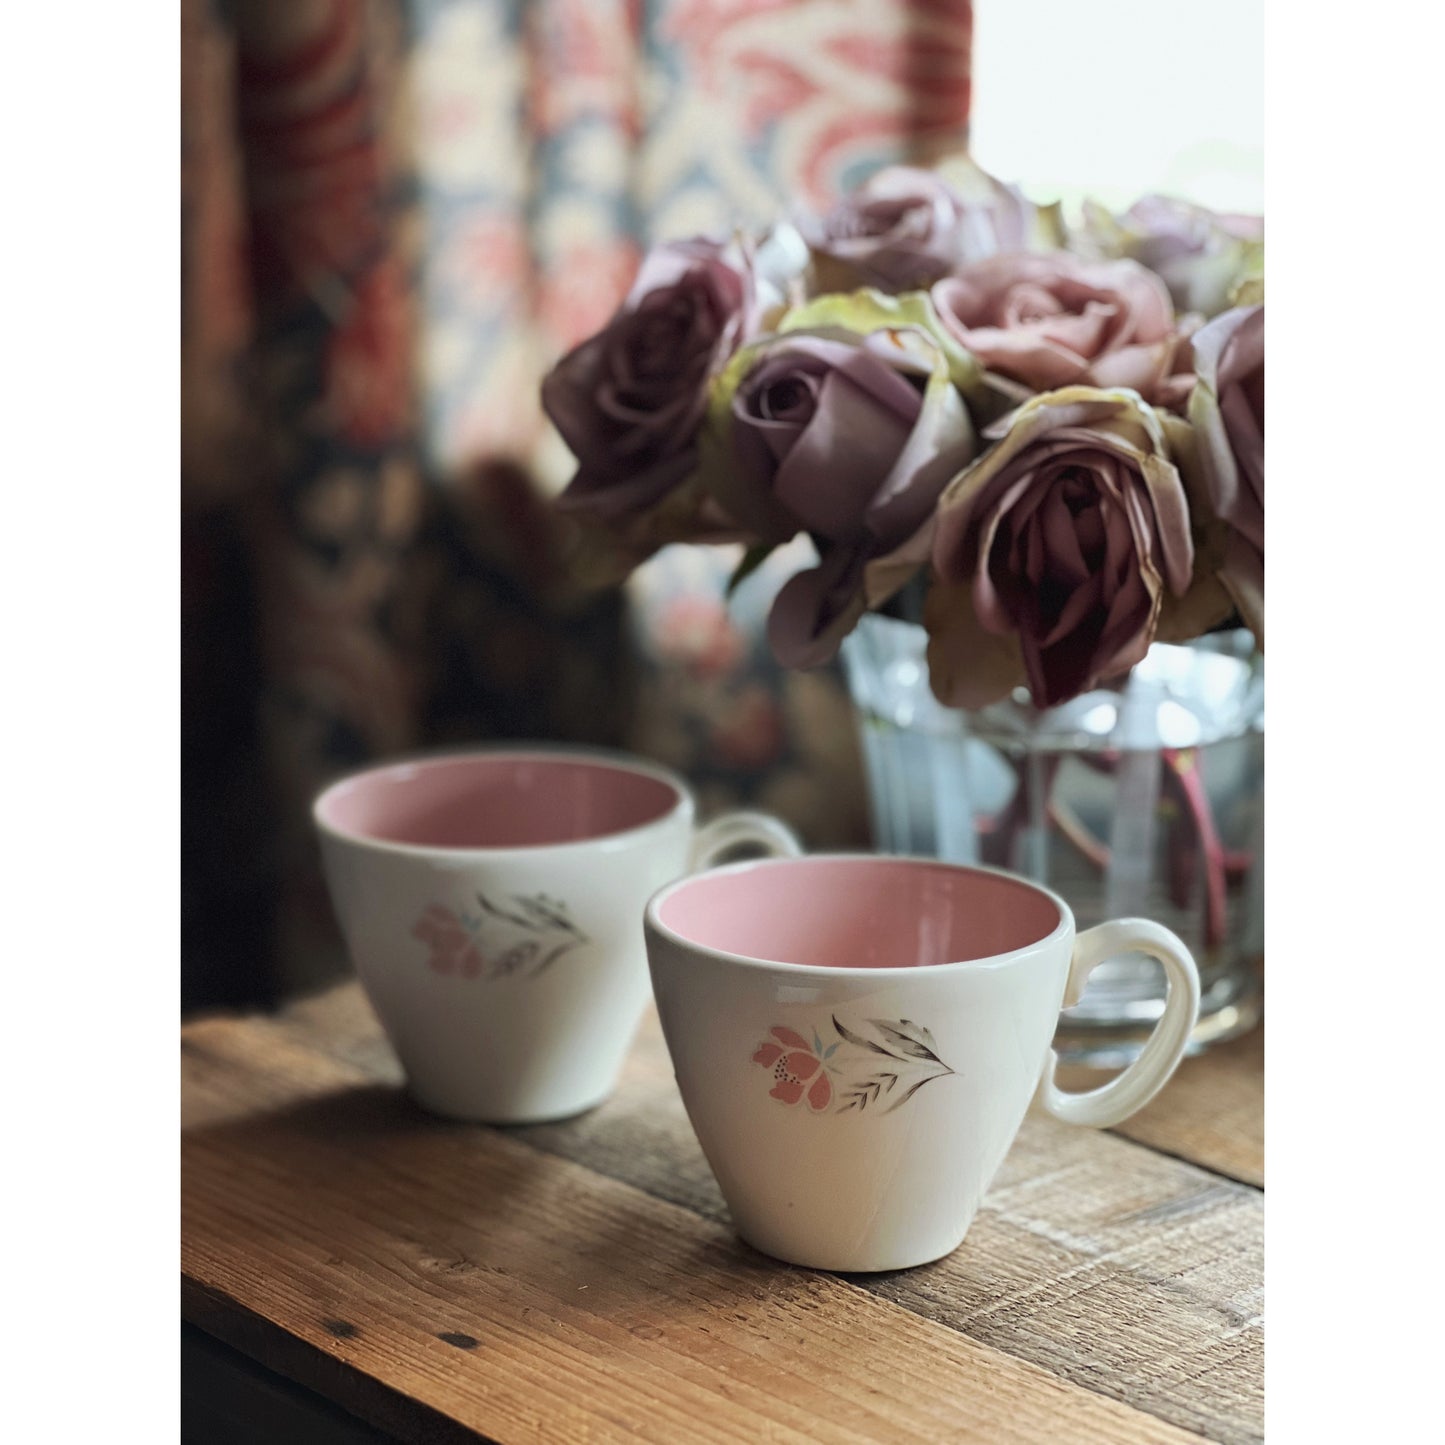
735 1225 970 1275
405 1082 615 1128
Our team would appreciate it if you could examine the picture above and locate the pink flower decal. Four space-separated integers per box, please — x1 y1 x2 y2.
411 892 590 982
751 1026 834 1111
751 1017 957 1115
412 905 484 978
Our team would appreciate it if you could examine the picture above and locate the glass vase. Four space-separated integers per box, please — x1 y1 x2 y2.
839 613 1263 1065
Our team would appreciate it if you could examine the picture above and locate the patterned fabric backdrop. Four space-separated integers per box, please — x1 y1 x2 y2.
181 0 973 1007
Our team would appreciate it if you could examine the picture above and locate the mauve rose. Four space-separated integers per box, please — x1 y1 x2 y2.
800 163 1033 294
711 320 975 668
1080 195 1263 318
929 388 1194 709
931 253 1188 403
542 237 756 519
1188 304 1263 643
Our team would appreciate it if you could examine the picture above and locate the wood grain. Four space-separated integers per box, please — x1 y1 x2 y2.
183 1015 1209 1445
1064 1026 1265 1187
251 984 1262 1442
520 1005 1263 1445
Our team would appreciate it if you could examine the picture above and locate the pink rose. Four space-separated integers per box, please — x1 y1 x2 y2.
929 388 1194 709
931 253 1190 404
799 164 1033 294
542 237 756 519
1187 305 1264 643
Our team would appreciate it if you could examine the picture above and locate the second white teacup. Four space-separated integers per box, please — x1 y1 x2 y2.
315 746 800 1123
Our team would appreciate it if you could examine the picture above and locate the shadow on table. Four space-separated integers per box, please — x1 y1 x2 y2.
184 1082 560 1239
183 1079 849 1326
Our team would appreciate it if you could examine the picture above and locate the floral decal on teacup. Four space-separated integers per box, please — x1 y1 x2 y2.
751 1026 839 1111
751 1016 956 1114
412 892 590 981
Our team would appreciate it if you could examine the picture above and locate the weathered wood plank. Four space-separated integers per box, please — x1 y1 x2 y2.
266 983 1262 1445
1056 1026 1264 1186
535 1007 1263 1445
183 1016 1207 1445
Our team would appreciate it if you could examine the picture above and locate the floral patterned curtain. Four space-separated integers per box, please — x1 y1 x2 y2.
181 0 973 1007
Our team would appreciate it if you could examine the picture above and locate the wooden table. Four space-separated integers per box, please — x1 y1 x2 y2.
182 983 1263 1444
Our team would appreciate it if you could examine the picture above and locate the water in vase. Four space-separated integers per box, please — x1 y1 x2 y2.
841 614 1263 1065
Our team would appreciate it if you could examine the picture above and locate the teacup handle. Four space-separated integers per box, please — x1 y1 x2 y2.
1037 919 1202 1128
690 811 803 871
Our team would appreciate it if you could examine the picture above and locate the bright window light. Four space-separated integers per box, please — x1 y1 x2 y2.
969 1 1264 214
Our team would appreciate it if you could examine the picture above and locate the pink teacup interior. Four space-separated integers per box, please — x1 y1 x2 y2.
317 753 681 849
658 857 1061 968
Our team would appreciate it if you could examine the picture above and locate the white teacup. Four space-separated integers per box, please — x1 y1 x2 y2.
315 747 800 1123
645 854 1201 1271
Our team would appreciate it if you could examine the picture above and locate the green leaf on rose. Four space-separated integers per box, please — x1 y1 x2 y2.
776 288 983 395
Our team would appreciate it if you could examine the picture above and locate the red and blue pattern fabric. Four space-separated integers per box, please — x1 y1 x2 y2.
183 0 973 1003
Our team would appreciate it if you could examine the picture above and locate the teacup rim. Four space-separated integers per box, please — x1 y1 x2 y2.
645 853 1076 976
312 743 694 858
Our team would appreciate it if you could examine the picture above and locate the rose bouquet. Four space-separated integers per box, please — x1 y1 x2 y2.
540 159 1263 712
